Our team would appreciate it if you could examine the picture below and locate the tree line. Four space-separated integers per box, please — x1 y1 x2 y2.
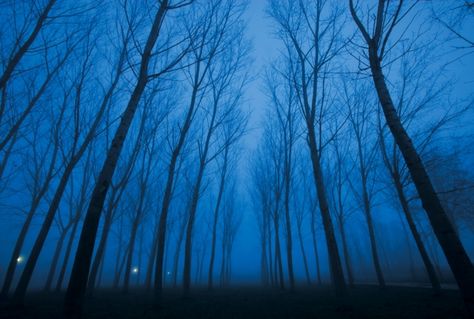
0 0 473 318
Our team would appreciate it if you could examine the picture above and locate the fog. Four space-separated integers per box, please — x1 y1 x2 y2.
0 1 473 318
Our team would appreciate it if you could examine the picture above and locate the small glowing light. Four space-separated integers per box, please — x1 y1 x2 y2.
17 256 24 264
132 267 139 274
166 271 171 276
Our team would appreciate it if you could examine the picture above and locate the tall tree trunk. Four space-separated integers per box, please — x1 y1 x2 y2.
337 217 354 287
267 216 274 286
306 128 346 294
87 214 113 293
273 220 285 290
123 222 139 293
208 148 228 290
182 164 206 296
297 223 311 285
310 209 322 285
55 216 80 292
145 224 159 291
367 46 473 305
1 201 38 298
64 3 169 316
172 222 186 288
361 184 385 287
13 164 78 303
154 58 203 295
43 229 68 291
283 169 295 290
393 173 441 293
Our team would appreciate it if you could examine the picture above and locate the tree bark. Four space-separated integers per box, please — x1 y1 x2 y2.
64 3 169 316
307 127 346 294
368 45 473 306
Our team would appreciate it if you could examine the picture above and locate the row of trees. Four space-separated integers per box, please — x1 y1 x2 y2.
0 0 248 317
250 0 474 312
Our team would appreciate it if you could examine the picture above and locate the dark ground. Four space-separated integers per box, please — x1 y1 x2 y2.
0 285 469 319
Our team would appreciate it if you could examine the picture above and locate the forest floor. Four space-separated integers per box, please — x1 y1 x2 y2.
0 285 469 319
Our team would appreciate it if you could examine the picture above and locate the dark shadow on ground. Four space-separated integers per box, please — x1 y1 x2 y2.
0 285 469 319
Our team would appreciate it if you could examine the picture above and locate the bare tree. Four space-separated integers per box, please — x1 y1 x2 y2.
349 0 474 308
12 20 129 304
219 182 242 287
153 0 245 295
327 131 356 287
63 1 193 315
344 81 385 288
269 0 348 295
0 92 66 297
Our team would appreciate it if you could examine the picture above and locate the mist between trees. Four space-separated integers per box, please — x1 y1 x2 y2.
0 0 473 318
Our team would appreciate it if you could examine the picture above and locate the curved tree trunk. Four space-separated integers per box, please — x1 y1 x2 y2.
368 46 473 307
64 3 169 316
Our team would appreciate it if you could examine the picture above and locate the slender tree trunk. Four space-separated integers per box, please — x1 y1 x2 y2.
393 174 441 293
145 224 159 290
0 0 56 91
283 171 295 290
13 164 78 303
172 222 185 288
56 216 80 292
0 130 17 180
182 166 205 296
267 217 274 286
297 223 311 285
219 240 226 287
64 3 169 316
43 229 68 291
273 220 285 290
361 184 385 287
1 201 38 298
307 128 346 294
208 149 228 290
368 47 473 305
154 59 203 295
87 215 113 292
96 255 106 289
310 209 322 285
337 217 354 287
123 222 139 293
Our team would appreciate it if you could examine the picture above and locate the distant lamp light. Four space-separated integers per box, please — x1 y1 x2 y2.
17 256 24 264
132 267 139 274
166 271 171 276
